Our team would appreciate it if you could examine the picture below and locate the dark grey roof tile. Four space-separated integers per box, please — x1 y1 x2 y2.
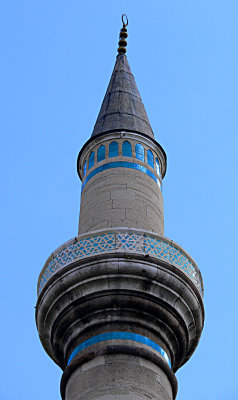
91 54 154 138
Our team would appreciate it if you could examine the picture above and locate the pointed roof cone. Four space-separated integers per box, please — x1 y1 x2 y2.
91 53 154 139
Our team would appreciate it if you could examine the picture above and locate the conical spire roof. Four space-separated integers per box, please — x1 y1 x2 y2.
91 54 154 139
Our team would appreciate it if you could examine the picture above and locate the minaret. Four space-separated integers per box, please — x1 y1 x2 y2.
36 16 204 400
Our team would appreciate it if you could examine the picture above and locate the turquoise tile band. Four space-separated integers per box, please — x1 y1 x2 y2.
82 161 161 191
38 230 203 295
67 332 171 367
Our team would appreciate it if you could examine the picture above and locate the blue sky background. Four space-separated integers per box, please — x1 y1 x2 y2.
1 1 238 399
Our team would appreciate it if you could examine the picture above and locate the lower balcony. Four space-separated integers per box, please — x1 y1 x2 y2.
37 228 203 296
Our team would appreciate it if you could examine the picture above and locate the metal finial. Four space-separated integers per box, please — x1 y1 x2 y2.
118 14 128 54
122 14 128 27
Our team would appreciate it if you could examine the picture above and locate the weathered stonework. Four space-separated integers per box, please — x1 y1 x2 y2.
79 170 164 234
63 354 175 400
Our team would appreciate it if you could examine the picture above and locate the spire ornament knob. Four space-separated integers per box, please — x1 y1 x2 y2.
118 14 128 54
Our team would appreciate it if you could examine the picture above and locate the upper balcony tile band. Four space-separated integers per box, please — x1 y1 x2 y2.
81 161 161 191
37 230 203 296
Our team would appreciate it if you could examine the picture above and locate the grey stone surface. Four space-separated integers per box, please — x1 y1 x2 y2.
78 167 164 235
91 55 154 139
36 254 204 372
65 354 173 400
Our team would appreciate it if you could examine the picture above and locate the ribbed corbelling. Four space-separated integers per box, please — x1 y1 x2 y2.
35 254 204 372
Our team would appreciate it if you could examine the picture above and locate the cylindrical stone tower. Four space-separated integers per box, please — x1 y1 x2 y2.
36 16 204 400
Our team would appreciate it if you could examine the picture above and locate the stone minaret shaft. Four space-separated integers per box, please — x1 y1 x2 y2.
36 17 204 400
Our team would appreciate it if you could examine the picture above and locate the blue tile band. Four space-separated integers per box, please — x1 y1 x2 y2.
67 332 171 367
82 161 161 191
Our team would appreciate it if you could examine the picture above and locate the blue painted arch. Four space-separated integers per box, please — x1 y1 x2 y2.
147 150 154 168
88 151 95 169
122 140 132 157
97 145 105 162
135 143 145 161
109 141 118 158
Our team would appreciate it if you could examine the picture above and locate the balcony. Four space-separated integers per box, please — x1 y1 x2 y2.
37 228 203 296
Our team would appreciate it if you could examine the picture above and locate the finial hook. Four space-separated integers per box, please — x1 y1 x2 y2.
122 14 128 27
118 14 128 55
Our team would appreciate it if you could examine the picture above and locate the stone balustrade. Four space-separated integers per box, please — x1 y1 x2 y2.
38 228 203 296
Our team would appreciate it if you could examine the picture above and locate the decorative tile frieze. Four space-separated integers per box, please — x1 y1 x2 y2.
38 229 203 296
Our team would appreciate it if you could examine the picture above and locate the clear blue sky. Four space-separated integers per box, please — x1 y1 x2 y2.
1 1 238 399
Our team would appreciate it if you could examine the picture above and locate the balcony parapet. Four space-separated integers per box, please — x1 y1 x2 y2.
37 228 203 296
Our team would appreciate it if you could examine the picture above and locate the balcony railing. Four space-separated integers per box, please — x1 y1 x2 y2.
37 228 203 296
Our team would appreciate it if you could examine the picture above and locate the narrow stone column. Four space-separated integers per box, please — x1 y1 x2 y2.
62 354 176 400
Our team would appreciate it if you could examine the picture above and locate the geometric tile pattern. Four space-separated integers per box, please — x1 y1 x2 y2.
38 230 203 296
